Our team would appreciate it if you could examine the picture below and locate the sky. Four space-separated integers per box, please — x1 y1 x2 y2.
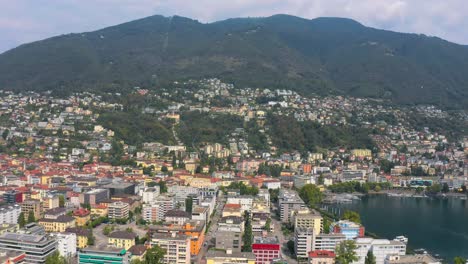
0 0 467 53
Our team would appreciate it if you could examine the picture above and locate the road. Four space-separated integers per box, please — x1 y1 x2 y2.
270 203 298 264
195 193 226 264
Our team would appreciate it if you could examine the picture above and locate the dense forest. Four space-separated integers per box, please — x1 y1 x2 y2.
98 112 174 146
268 115 375 152
177 111 243 147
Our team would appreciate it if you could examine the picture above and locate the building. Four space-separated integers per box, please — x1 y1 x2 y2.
279 189 306 223
142 195 175 223
73 208 91 226
149 220 206 256
79 189 109 205
191 206 209 222
108 231 136 250
222 204 243 218
42 195 60 210
313 233 346 252
44 207 67 220
218 216 245 233
0 223 18 235
329 220 365 240
0 204 21 224
0 233 57 263
0 250 26 264
295 227 314 259
293 209 323 235
384 254 441 264
21 199 42 220
2 191 22 204
206 250 256 264
78 246 129 264
127 245 147 263
142 187 160 203
165 209 191 225
39 215 76 232
215 230 242 253
51 232 77 258
108 202 130 220
351 149 372 158
355 238 407 264
103 183 135 196
308 250 336 264
226 196 254 212
91 204 108 217
65 227 91 248
252 236 281 264
149 232 190 264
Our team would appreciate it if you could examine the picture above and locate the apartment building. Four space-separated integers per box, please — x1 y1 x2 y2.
149 232 190 264
108 201 129 220
279 189 306 223
252 236 281 264
354 238 407 264
293 209 323 235
0 204 21 224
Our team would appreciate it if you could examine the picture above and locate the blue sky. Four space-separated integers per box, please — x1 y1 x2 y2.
0 0 467 53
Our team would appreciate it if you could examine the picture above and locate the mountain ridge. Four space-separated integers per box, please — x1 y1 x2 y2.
0 14 467 108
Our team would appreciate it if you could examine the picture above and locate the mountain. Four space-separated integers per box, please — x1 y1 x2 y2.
0 14 467 108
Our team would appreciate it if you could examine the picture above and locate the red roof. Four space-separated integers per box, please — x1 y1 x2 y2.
73 208 90 217
309 250 336 258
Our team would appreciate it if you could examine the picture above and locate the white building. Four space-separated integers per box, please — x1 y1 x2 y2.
150 233 190 264
295 227 314 259
226 196 254 212
51 232 77 258
313 233 346 252
142 195 175 223
263 180 281 190
142 187 160 203
0 204 21 224
354 238 407 264
258 189 270 208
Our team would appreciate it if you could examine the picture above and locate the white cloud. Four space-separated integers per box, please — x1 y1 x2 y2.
0 0 467 53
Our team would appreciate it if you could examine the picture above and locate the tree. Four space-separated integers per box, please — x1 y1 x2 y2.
342 210 361 224
242 212 253 252
264 218 271 231
2 129 9 140
335 240 358 264
287 240 295 255
299 184 323 208
59 195 65 207
158 181 168 193
18 212 26 227
144 245 166 264
185 197 193 213
454 257 466 264
87 230 95 246
103 225 114 236
45 251 66 264
161 166 168 173
442 183 450 193
27 212 36 223
365 250 376 264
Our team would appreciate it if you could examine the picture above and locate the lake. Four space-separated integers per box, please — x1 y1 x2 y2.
333 195 468 260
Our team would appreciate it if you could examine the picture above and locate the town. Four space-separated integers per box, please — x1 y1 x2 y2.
0 78 466 264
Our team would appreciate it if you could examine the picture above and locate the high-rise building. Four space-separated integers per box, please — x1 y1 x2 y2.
293 209 323 235
279 189 306 223
295 227 314 259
